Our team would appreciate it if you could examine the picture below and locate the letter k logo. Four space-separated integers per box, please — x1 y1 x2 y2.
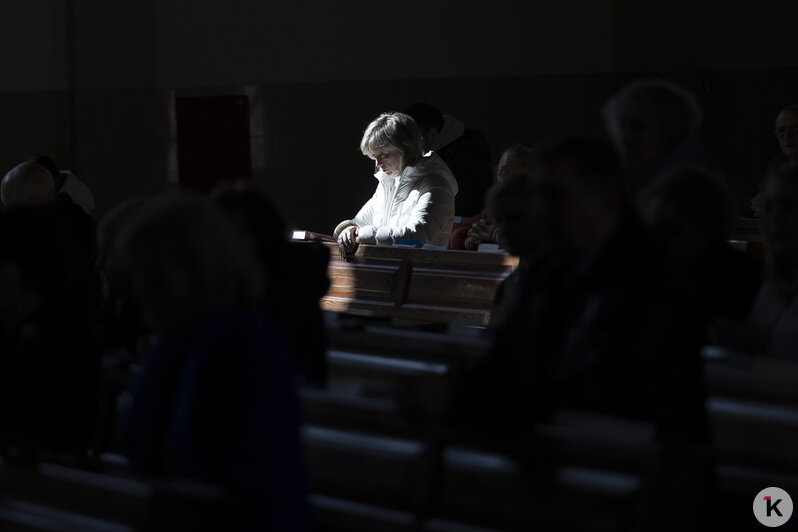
754 487 792 526
766 496 784 518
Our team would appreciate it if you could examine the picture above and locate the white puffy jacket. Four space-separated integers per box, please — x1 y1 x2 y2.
334 152 458 246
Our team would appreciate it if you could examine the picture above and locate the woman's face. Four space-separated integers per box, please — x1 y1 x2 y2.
371 149 402 177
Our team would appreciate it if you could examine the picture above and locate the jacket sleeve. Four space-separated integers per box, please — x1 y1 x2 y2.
449 210 486 250
357 174 455 246
333 195 377 239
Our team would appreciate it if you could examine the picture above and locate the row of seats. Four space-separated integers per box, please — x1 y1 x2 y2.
2 307 789 531
299 315 798 531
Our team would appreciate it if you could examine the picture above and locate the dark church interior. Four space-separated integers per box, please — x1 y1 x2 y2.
1 1 798 530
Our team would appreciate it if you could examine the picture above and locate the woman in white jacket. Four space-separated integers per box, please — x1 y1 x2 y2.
334 112 458 255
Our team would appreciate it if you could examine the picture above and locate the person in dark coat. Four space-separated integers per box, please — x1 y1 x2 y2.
0 204 102 461
450 134 712 531
404 102 494 217
638 164 763 341
115 192 314 531
211 180 329 388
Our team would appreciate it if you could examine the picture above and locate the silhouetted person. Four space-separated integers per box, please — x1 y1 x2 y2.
96 196 152 355
602 78 716 197
27 154 96 215
483 171 546 331
2 161 97 261
334 111 457 256
115 192 314 531
93 195 153 455
1 161 55 207
403 102 493 217
450 142 533 250
638 165 762 342
450 134 711 531
0 205 102 462
3 161 102 332
712 162 798 359
741 104 798 218
211 180 329 388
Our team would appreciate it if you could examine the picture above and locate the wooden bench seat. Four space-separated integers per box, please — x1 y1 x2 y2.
306 325 798 530
310 494 418 532
0 460 232 532
320 243 519 326
301 425 435 513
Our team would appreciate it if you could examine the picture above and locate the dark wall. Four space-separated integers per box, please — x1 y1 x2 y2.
0 0 796 231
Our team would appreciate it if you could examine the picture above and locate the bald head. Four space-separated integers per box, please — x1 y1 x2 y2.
1 162 56 208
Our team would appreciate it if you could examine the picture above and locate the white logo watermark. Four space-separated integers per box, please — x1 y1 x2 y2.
754 487 793 527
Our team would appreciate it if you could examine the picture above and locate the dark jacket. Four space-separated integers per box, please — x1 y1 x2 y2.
437 128 494 218
453 206 709 443
264 240 330 387
117 310 314 531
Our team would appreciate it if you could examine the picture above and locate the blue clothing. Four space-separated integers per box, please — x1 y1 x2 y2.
117 310 314 531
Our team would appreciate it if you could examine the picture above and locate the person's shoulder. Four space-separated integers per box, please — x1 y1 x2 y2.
440 128 490 158
414 153 452 177
769 151 792 170
415 161 458 191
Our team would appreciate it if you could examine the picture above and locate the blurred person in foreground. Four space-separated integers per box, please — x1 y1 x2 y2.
115 191 313 531
211 180 329 388
638 165 763 343
448 133 712 531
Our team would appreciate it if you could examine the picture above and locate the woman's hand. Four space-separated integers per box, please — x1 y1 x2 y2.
337 226 359 259
469 220 496 241
464 220 497 250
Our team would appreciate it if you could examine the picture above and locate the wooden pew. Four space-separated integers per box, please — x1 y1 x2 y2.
299 384 663 532
322 313 487 416
319 242 519 326
299 387 443 531
417 404 671 532
0 459 232 531
701 347 798 528
304 312 668 530
310 321 798 530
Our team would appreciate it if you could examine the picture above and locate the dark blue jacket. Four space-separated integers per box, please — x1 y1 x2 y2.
118 310 314 531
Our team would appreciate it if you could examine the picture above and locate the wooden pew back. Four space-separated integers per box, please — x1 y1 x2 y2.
320 243 519 326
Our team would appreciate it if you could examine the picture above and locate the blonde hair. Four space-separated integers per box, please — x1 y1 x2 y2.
360 112 425 170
